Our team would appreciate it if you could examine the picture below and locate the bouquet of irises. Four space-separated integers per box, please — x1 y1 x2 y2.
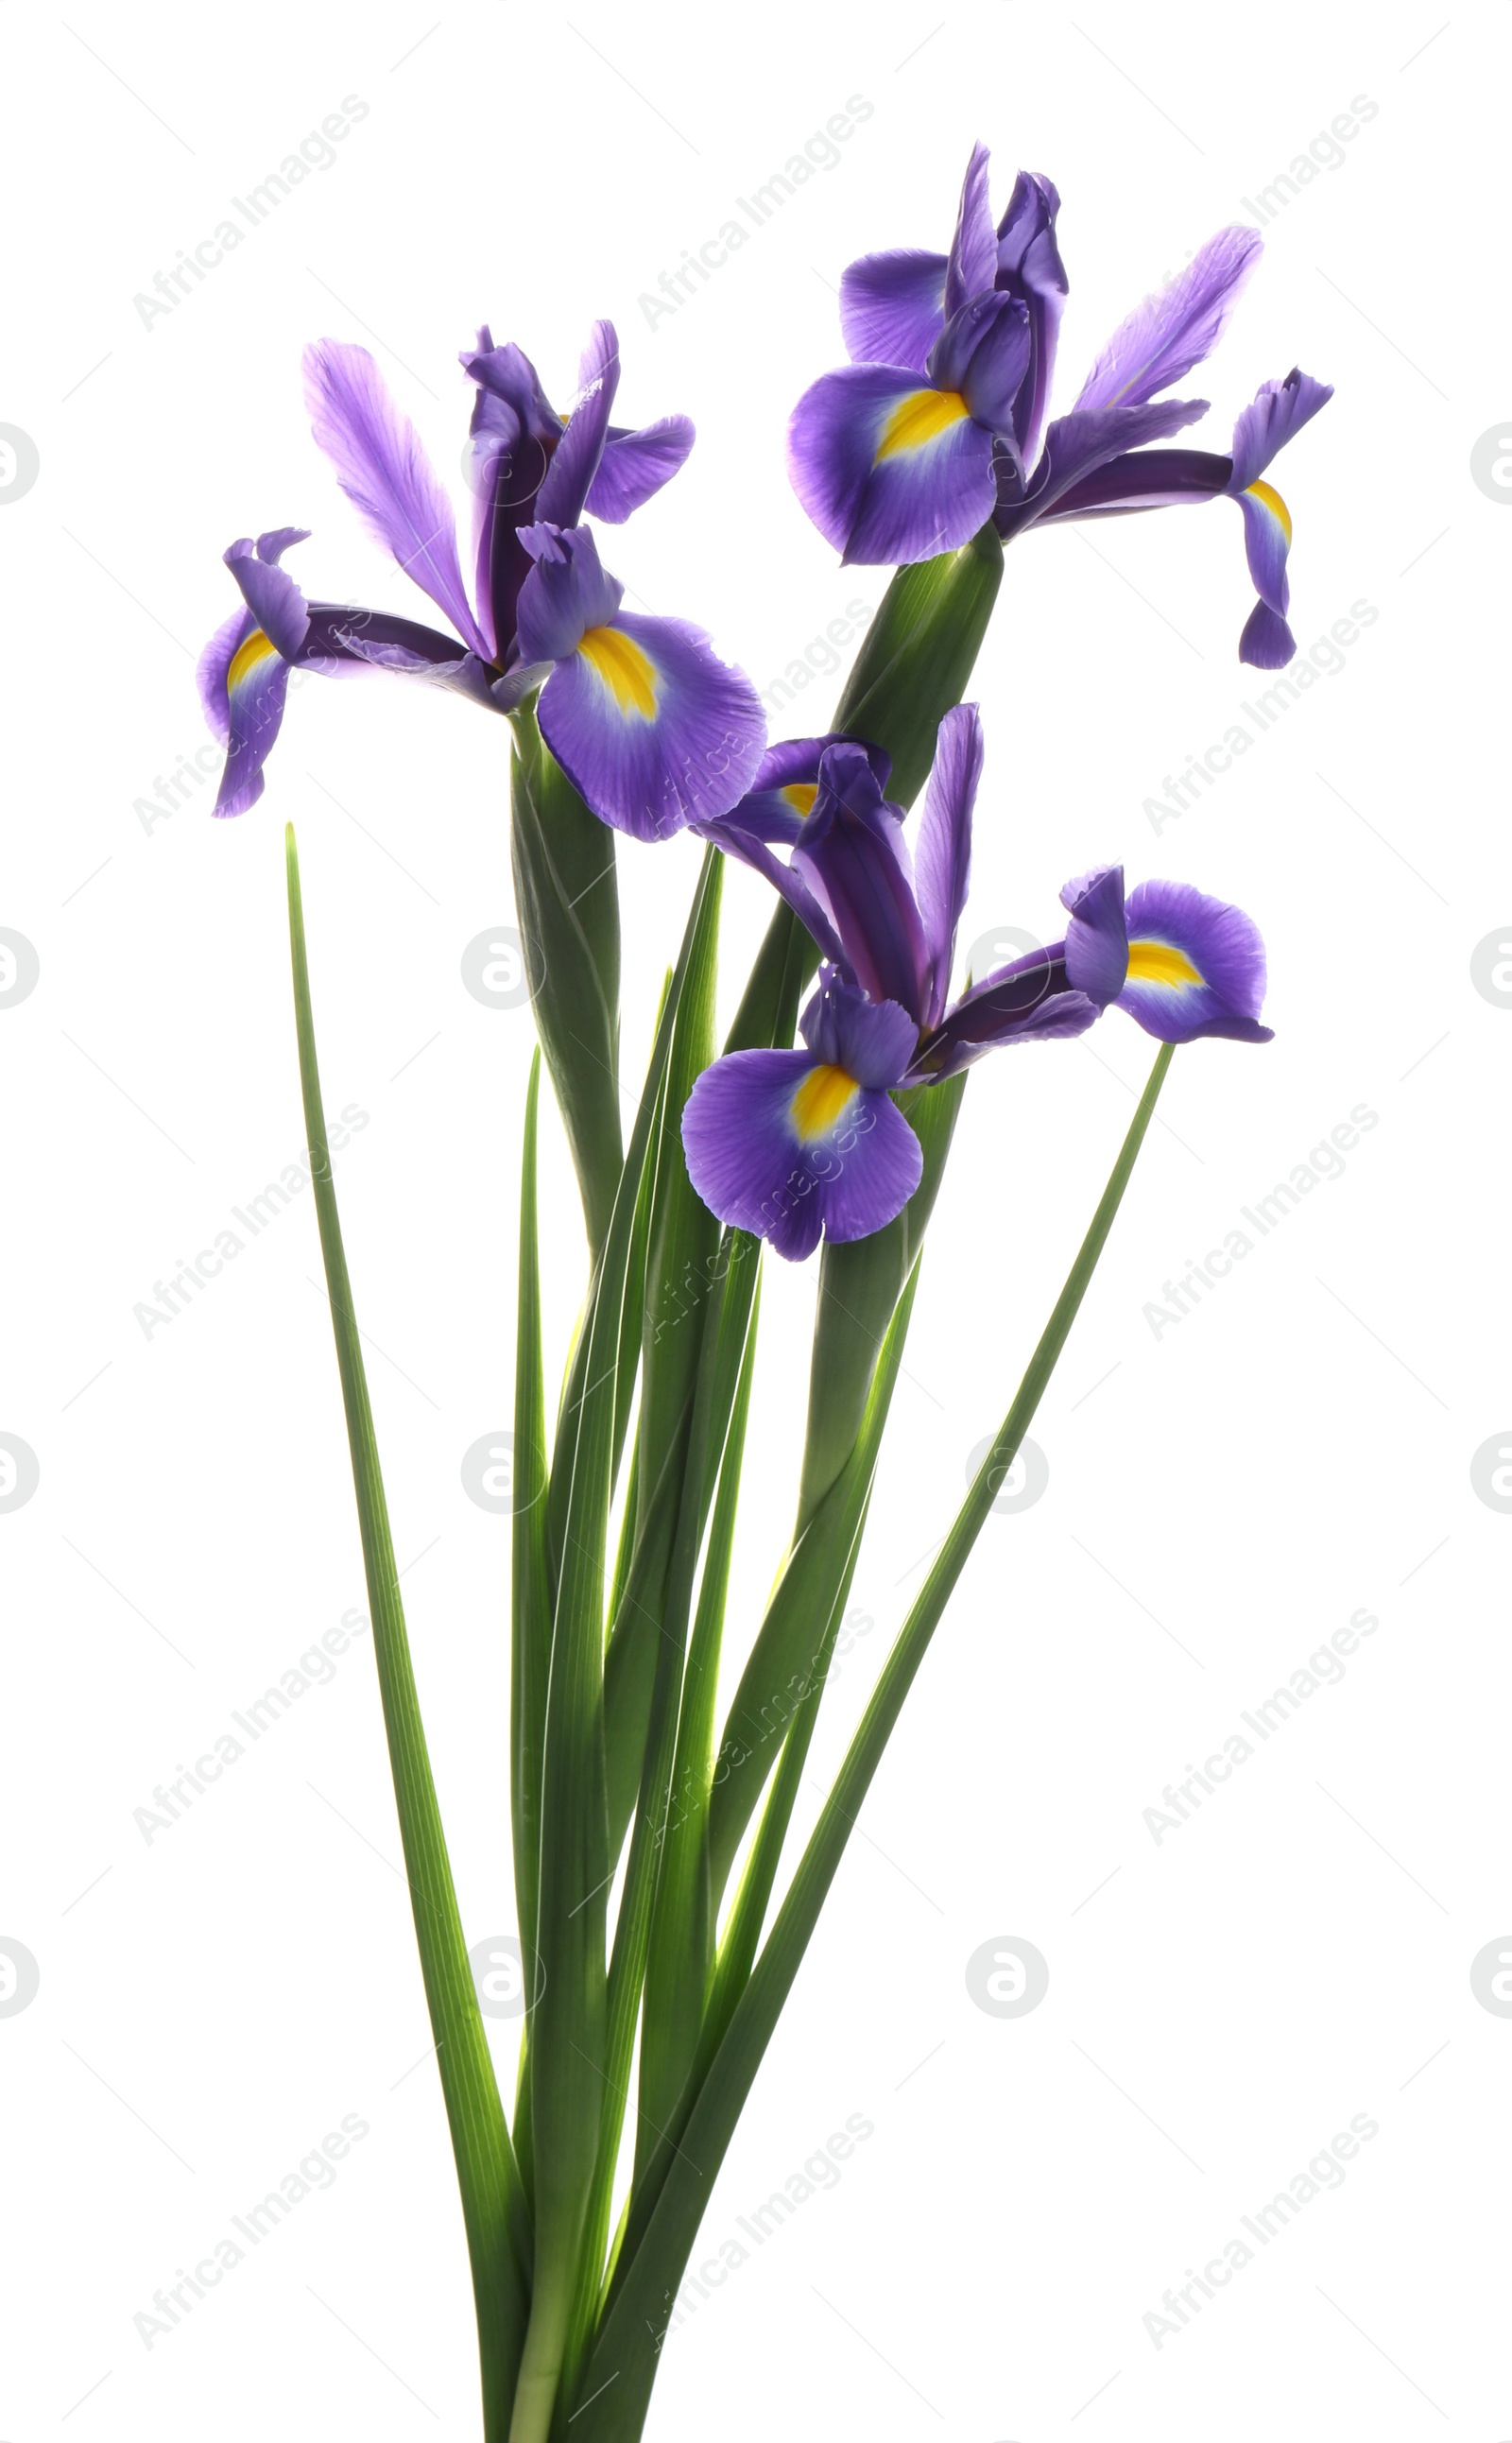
199 143 1329 2442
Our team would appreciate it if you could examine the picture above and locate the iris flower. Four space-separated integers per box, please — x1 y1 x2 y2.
787 144 1332 666
684 708 1270 1258
198 321 766 838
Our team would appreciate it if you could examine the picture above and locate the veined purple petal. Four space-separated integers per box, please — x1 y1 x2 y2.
1040 444 1231 520
208 622 293 818
1227 367 1332 492
254 525 312 566
1234 484 1291 614
537 609 765 842
788 362 998 565
1060 863 1128 1004
1238 602 1296 669
944 142 999 318
793 746 930 1021
1115 877 1272 1044
1073 226 1263 414
586 415 696 523
514 523 624 662
1000 395 1210 533
459 331 560 659
799 968 919 1085
198 607 246 747
304 339 490 660
928 293 1032 456
696 816 847 968
681 1039 921 1260
913 704 982 1026
536 319 621 529
704 734 891 849
839 249 949 373
909 955 1098 1080
224 537 311 661
995 171 1068 466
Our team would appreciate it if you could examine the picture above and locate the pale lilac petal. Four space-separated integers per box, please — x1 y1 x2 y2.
1073 226 1263 413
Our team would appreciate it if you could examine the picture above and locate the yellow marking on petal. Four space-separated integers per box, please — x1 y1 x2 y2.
578 624 658 717
227 628 279 691
791 1062 859 1141
875 387 970 461
1244 476 1292 545
782 782 817 818
1127 938 1203 989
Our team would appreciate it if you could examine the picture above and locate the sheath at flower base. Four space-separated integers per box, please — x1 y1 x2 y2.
684 707 1273 1257
197 322 765 834
789 141 1332 665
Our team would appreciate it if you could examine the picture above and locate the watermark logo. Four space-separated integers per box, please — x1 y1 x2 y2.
0 427 39 504
460 925 541 1010
1470 425 1512 504
1470 1435 1512 1513
460 1430 544 1514
1470 928 1512 1006
0 929 40 1007
0 1937 40 2017
1469 1937 1512 2016
0 1435 40 1513
469 1935 543 2021
967 1435 1049 1514
965 1935 1049 2018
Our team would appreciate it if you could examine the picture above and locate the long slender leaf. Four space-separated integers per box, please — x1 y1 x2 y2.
510 1053 549 2213
285 826 530 2442
573 1043 1176 2440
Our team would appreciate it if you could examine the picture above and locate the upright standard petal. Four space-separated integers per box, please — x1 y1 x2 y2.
535 319 621 529
1073 226 1263 414
912 704 982 1025
792 746 931 1020
682 978 921 1259
944 141 999 318
304 339 491 659
459 331 561 658
788 362 997 565
928 293 1033 458
514 521 624 662
536 604 765 841
1060 864 1128 1005
586 416 696 522
838 249 949 373
995 171 1068 467
1114 878 1272 1044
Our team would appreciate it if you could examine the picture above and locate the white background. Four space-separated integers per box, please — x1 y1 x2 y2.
2 3 1504 2435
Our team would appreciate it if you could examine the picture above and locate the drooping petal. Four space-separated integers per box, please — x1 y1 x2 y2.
1060 864 1128 1004
1224 370 1331 666
1115 878 1272 1044
995 171 1068 467
913 704 982 1025
1237 602 1295 669
788 362 998 565
535 319 621 529
304 339 491 659
1227 366 1332 492
586 415 696 522
944 141 999 318
223 536 311 661
198 607 246 747
928 293 1033 457
1073 226 1263 414
792 745 931 1020
839 249 949 373
1038 444 1230 520
208 623 294 818
537 608 765 841
1234 483 1292 612
909 953 1098 1080
681 1040 921 1259
1001 396 1210 533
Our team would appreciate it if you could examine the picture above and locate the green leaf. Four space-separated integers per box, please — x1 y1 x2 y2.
572 1042 1176 2443
284 826 529 2441
832 521 1005 808
509 1052 549 2215
508 704 622 1260
510 850 722 2443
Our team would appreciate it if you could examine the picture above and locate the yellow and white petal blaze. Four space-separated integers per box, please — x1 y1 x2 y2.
578 624 659 720
1243 477 1292 542
227 628 280 694
790 1063 859 1142
782 782 818 819
875 387 971 463
1125 938 1204 990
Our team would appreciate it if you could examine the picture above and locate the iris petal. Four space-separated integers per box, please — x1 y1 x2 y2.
788 362 998 565
537 610 765 842
1114 879 1272 1044
1073 226 1263 414
681 1045 922 1261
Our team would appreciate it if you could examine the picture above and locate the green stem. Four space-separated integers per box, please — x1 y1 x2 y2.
285 826 530 2441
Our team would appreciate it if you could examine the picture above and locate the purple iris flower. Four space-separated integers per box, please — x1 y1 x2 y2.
683 707 1272 1258
198 322 766 838
787 143 1332 666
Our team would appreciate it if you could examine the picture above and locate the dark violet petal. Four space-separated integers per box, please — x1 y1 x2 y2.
928 292 1032 452
909 974 1098 1080
304 340 490 660
697 817 848 968
198 606 248 748
681 1045 921 1258
1238 600 1296 668
794 746 930 1021
838 249 949 373
535 319 622 529
1073 225 1263 413
1060 864 1128 1004
1115 876 1270 1044
224 536 311 662
799 969 918 1087
585 414 696 523
1036 443 1230 521
1227 367 1332 492
995 170 1068 466
459 335 560 660
788 362 998 565
913 704 982 1026
537 608 765 841
944 141 999 318
209 622 294 818
514 524 624 662
1004 396 1210 530
1234 485 1290 614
